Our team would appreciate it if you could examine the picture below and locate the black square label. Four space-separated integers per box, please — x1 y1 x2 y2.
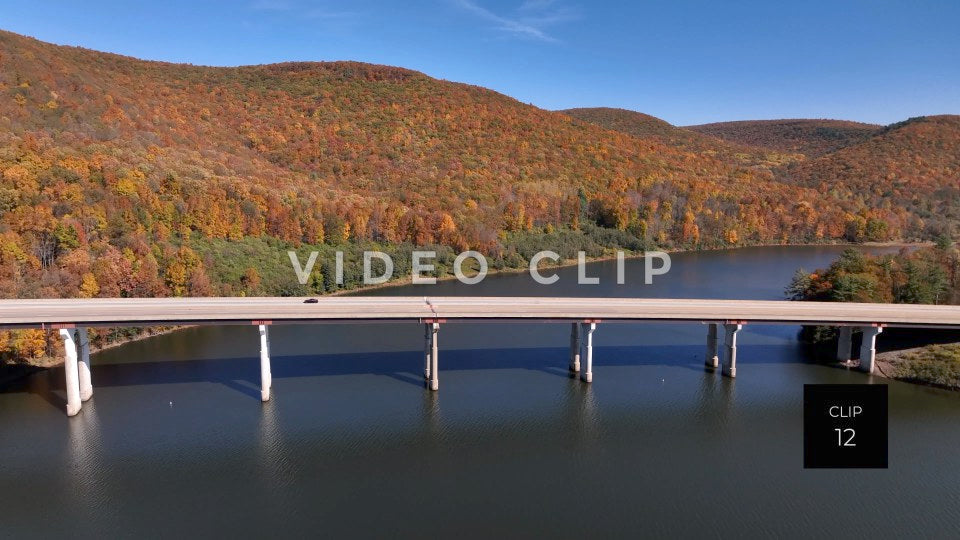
804 384 887 469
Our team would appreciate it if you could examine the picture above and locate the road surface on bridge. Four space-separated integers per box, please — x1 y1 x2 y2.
1 296 959 329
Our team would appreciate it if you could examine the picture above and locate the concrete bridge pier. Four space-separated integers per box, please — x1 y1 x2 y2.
569 322 581 373
59 329 82 417
580 322 596 383
259 324 272 402
705 323 720 370
424 323 432 383
858 326 883 374
77 329 92 401
721 323 742 378
836 326 853 363
430 323 439 391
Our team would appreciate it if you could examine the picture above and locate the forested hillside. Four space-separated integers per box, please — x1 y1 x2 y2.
561 107 799 170
685 119 881 157
0 29 957 362
574 111 960 242
778 116 960 241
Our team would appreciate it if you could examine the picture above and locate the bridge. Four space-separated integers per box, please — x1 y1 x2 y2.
3 296 959 416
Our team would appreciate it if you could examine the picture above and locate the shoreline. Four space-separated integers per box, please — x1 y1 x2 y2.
873 344 960 392
820 343 960 393
336 239 928 296
92 326 186 353
0 240 932 383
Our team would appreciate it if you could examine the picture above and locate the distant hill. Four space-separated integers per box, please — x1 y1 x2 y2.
779 115 960 239
562 107 717 148
574 107 960 242
686 119 881 157
561 107 802 174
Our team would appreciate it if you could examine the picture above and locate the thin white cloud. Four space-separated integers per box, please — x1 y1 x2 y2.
455 0 577 43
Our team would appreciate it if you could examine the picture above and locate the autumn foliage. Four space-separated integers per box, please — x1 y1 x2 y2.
0 30 958 362
686 118 882 157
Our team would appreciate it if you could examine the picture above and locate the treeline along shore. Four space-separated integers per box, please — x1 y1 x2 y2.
787 239 960 390
0 239 928 378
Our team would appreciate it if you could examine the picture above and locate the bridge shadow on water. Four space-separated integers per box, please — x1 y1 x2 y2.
2 343 805 412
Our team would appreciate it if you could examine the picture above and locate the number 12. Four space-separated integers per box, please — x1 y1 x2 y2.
835 428 856 447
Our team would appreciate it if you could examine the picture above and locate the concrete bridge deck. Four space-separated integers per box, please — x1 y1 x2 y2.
2 296 960 328
3 296 958 417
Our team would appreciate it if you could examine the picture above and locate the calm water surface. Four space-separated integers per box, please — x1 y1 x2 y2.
2 246 959 538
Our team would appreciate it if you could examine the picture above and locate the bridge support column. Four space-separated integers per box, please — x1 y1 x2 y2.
580 322 596 383
858 326 883 374
721 324 742 378
569 323 581 373
59 329 82 417
705 323 720 370
77 329 92 401
430 323 439 391
424 324 432 382
836 326 853 363
259 325 272 402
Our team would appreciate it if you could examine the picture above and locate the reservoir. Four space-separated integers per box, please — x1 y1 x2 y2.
2 246 959 537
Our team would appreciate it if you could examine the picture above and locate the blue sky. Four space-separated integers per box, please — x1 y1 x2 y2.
3 0 958 125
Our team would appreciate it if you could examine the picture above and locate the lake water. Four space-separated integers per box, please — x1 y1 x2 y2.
2 246 959 538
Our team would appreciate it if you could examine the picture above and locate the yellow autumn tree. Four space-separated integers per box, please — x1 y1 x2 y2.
165 246 200 296
725 229 739 245
13 329 47 359
79 272 100 298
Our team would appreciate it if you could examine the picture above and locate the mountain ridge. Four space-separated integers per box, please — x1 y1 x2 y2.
560 106 802 169
569 106 960 241
685 118 884 157
0 28 956 306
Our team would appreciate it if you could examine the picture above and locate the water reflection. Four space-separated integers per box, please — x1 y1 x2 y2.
3 245 960 537
421 391 441 439
257 399 295 493
66 401 102 498
64 401 119 530
692 369 718 419
717 377 737 430
573 381 600 445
